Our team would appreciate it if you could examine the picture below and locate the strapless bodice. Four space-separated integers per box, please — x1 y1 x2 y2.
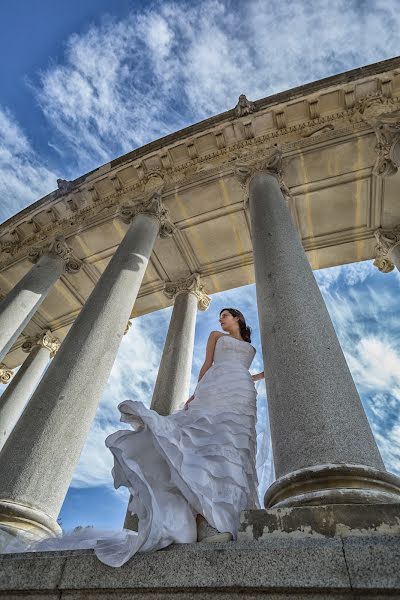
213 334 256 370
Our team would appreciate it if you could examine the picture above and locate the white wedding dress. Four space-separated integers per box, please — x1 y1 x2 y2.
1 334 274 568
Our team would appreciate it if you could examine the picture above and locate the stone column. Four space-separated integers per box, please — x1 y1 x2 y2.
0 192 175 541
243 151 400 508
373 225 400 273
0 237 81 362
123 273 211 531
0 331 60 453
151 273 211 415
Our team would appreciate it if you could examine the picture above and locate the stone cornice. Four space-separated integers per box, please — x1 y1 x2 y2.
21 330 61 358
373 225 400 272
28 236 82 274
0 363 13 384
163 273 211 311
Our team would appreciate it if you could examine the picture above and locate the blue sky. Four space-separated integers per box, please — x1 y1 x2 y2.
0 0 399 533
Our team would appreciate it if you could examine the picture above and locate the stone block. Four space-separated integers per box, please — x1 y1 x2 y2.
343 536 400 591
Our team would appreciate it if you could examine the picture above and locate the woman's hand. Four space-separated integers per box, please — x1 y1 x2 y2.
251 371 264 382
184 394 195 410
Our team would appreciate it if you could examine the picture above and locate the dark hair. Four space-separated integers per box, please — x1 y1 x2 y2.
219 308 252 343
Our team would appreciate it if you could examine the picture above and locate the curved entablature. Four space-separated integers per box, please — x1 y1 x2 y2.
0 56 400 368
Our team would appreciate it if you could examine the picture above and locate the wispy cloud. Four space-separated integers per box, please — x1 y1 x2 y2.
0 107 56 223
34 0 400 173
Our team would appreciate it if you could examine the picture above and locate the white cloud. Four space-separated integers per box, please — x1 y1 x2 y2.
35 0 400 173
0 107 56 223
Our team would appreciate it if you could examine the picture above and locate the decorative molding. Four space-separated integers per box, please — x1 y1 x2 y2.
0 363 13 384
119 191 176 238
234 95 257 117
22 329 61 358
163 272 211 311
28 236 82 274
373 224 400 273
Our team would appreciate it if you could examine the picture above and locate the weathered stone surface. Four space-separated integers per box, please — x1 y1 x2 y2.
239 504 400 540
343 536 400 591
2 536 399 597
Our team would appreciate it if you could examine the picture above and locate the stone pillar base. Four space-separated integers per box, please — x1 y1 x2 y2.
0 499 60 550
264 463 400 508
239 503 400 541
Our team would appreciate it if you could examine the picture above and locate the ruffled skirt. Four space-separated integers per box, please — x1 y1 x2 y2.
94 361 260 566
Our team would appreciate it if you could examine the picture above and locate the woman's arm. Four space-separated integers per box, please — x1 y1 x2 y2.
251 371 264 382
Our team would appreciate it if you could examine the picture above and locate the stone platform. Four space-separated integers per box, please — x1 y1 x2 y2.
1 534 399 598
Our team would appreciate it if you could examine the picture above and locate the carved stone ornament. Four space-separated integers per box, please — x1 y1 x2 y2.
234 94 257 117
22 329 61 358
373 224 400 273
234 145 291 209
163 272 211 311
0 363 13 384
119 191 176 238
28 236 82 274
57 179 74 193
352 94 400 177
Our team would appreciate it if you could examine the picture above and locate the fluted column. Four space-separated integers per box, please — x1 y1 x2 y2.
373 225 400 273
0 237 81 362
0 192 175 541
151 273 211 415
242 150 400 508
0 331 60 453
123 273 211 532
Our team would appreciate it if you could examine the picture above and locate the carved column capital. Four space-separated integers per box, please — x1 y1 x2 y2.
353 94 400 177
373 225 400 273
28 236 82 274
163 273 211 311
119 191 176 238
234 145 292 209
0 364 13 384
22 330 61 358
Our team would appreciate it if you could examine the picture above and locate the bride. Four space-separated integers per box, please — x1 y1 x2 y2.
1 307 269 568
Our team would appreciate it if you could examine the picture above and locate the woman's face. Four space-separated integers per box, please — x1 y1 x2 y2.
219 310 238 333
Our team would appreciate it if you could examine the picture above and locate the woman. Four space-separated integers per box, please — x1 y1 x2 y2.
2 308 266 568
93 307 265 566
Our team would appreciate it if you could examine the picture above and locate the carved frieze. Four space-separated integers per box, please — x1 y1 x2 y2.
28 236 82 274
119 191 176 238
163 272 211 311
373 225 400 273
22 329 61 358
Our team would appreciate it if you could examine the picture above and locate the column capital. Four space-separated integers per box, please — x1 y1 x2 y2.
28 236 82 274
0 363 13 384
119 191 176 238
22 330 61 358
163 273 211 311
373 224 400 273
353 94 400 177
234 145 292 209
